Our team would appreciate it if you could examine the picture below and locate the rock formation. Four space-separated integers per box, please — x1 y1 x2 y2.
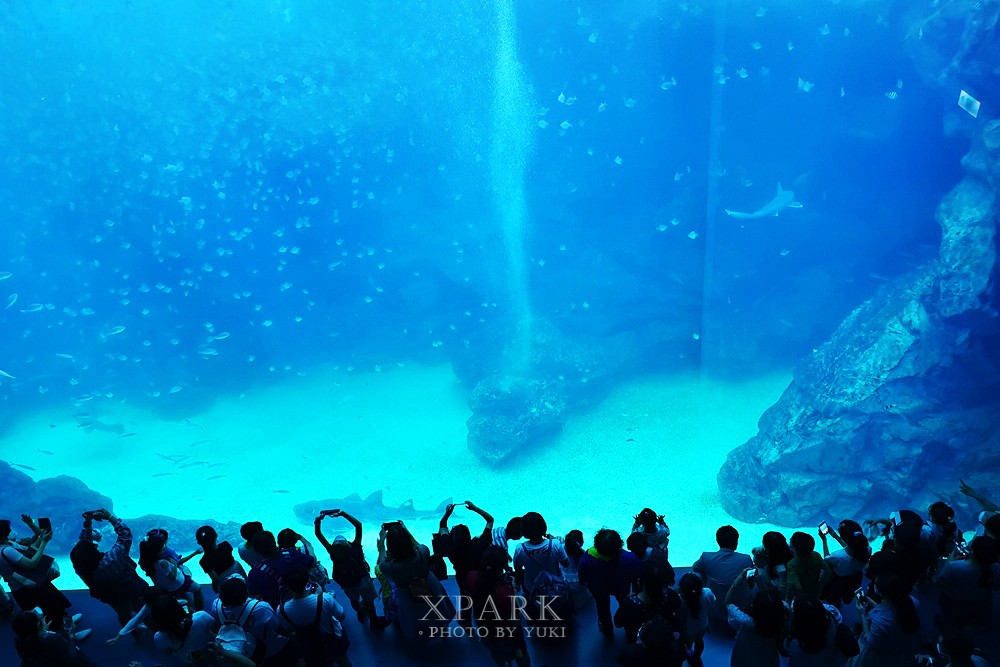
0 460 239 557
718 2 1000 525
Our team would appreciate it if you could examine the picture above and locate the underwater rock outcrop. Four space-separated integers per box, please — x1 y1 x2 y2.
718 121 1000 525
467 374 568 465
0 460 240 555
466 318 685 464
0 461 113 552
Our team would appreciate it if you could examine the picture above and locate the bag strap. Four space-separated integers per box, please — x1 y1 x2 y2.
280 595 324 631
314 592 324 626
238 600 259 627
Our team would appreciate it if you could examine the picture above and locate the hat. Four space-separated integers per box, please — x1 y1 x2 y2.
196 525 217 544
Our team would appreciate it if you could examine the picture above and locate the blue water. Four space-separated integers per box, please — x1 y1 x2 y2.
0 2 963 457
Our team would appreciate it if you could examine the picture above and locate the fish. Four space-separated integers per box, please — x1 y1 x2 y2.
0 272 11 280
4 293 16 309
156 453 193 463
207 475 227 480
11 463 35 471
152 472 178 477
37 450 54 455
118 432 139 438
179 461 209 468
76 418 126 435
725 183 803 219
273 490 291 494
293 490 452 525
0 369 15 380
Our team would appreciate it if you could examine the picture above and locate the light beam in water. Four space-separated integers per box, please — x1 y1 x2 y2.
490 0 534 372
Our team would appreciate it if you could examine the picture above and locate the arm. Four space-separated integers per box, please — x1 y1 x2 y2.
338 510 363 545
464 501 494 531
108 604 150 642
179 550 202 565
103 510 133 563
439 504 455 535
79 513 95 543
817 554 833 590
960 480 1000 512
2 533 52 569
819 532 830 557
313 517 333 552
376 527 388 562
204 643 257 666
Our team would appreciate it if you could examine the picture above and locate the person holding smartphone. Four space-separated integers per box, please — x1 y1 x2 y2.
819 519 871 607
851 573 921 666
70 509 149 627
0 515 84 640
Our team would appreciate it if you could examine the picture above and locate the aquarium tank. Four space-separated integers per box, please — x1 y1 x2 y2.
1 0 998 615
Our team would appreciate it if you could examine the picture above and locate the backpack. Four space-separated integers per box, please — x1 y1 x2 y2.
280 594 347 667
328 544 365 588
214 599 259 658
527 570 574 628
833 616 860 658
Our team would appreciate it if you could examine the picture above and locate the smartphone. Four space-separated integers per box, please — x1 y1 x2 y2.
745 569 755 580
818 521 830 536
854 587 866 603
37 517 52 532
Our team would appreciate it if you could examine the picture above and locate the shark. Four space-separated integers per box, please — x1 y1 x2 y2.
293 491 452 525
725 183 803 219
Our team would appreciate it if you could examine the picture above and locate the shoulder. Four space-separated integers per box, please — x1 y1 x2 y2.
0 545 23 563
192 610 215 627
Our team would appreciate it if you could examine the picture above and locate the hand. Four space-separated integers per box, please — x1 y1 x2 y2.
445 504 456 514
330 509 341 517
464 500 477 510
959 480 975 497
20 514 35 529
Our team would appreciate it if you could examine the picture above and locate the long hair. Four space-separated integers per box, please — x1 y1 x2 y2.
750 589 786 639
874 573 919 635
138 536 166 580
762 531 793 579
789 598 828 653
678 572 703 618
385 524 417 562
